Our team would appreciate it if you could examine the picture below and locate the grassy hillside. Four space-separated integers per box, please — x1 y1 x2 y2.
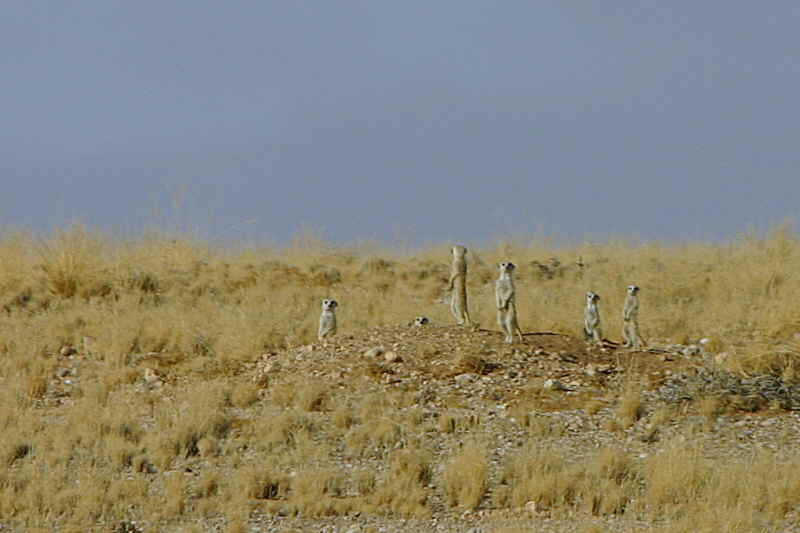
1 224 799 532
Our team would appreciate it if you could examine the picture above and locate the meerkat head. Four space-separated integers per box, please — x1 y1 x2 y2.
452 245 467 258
586 292 600 304
413 316 430 326
627 285 640 295
498 261 516 273
321 299 338 312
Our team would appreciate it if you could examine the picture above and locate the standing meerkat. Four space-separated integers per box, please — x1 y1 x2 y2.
318 299 338 341
622 285 644 348
583 292 602 343
447 245 472 326
495 261 524 344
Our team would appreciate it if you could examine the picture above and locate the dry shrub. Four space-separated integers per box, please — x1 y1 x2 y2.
270 382 298 408
642 444 710 513
495 444 577 510
366 448 432 517
164 474 187 517
525 414 567 437
332 405 356 429
454 354 490 375
252 410 315 451
37 225 106 299
442 441 488 509
291 468 346 500
296 382 328 412
616 385 644 428
230 383 260 408
697 394 726 429
439 413 458 433
345 418 403 458
197 436 219 457
580 448 637 516
25 375 48 401
584 398 606 415
650 404 676 428
238 466 291 500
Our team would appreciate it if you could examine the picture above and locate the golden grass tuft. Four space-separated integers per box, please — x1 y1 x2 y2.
442 440 488 510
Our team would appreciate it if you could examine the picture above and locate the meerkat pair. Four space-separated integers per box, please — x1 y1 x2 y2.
582 286 644 348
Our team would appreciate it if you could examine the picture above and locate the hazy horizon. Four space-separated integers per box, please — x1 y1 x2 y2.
3 2 799 245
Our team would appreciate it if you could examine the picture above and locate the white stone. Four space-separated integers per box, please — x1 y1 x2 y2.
364 346 385 358
384 351 401 363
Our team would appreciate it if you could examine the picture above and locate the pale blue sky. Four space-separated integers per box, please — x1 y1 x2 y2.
2 1 799 244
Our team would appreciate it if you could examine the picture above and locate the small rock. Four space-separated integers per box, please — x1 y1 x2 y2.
585 364 596 377
682 345 702 356
384 351 401 363
543 378 568 391
364 346 385 358
455 373 475 385
143 368 163 387
59 346 78 357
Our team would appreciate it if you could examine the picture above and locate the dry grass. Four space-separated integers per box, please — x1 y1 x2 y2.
616 384 645 428
2 225 800 530
442 440 488 510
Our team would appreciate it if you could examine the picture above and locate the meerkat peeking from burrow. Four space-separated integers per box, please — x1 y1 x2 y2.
447 245 472 326
413 316 430 327
622 285 644 348
495 261 524 344
583 292 602 343
318 299 338 341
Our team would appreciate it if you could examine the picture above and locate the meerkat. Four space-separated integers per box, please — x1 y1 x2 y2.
583 291 602 343
447 245 472 326
318 299 338 341
622 285 644 348
413 316 430 327
495 261 524 344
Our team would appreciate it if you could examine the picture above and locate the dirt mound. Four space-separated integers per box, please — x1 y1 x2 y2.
253 323 701 412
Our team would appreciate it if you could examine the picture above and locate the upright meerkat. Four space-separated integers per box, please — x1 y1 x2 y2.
495 261 524 344
622 285 644 348
318 299 338 341
447 245 472 326
583 292 602 343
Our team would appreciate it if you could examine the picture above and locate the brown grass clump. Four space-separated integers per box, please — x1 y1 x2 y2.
366 448 433 517
616 385 645 428
442 440 488 510
494 442 581 510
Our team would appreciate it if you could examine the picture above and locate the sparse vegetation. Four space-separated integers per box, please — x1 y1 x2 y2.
1 224 800 531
